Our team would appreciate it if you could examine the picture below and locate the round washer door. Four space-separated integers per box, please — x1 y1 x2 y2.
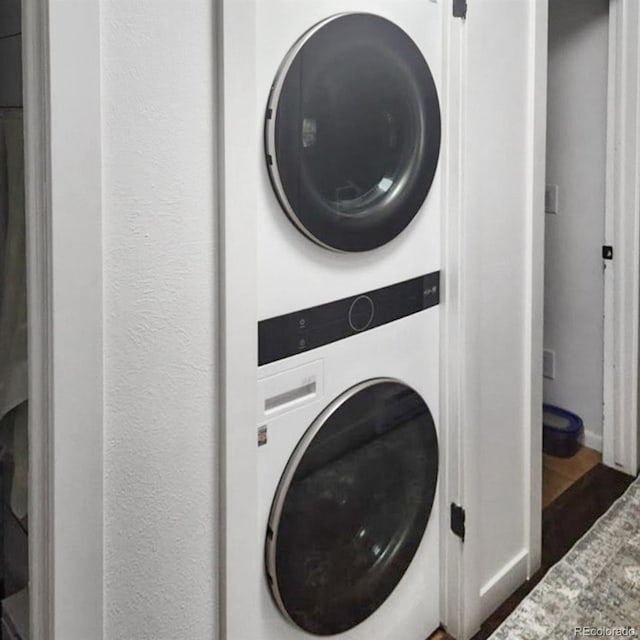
265 13 441 252
265 378 439 635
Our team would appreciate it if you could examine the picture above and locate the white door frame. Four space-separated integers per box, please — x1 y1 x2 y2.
217 1 262 638
603 0 640 477
23 1 104 638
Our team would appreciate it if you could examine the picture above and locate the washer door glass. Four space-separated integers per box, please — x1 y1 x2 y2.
266 379 439 635
265 13 441 252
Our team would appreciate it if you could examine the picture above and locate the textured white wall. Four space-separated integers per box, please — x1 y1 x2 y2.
544 0 608 448
101 2 219 638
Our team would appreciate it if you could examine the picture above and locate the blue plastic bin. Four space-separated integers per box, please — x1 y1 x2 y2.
542 404 583 458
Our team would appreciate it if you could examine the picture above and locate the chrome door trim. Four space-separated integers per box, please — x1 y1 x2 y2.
264 12 366 253
265 376 410 629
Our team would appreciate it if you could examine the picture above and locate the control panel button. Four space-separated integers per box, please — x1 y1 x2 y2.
348 295 375 332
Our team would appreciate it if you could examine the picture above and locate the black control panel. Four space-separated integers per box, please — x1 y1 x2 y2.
258 272 440 366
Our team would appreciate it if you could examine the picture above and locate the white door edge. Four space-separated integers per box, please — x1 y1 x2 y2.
439 3 467 637
24 0 105 637
524 0 548 580
22 1 53 637
603 0 640 477
217 1 262 638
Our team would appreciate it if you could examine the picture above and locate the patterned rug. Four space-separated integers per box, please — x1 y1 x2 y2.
491 473 640 639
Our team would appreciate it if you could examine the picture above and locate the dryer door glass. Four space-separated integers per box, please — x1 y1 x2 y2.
265 13 441 252
266 379 439 635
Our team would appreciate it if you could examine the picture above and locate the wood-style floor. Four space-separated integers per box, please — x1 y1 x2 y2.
427 453 634 640
542 445 601 507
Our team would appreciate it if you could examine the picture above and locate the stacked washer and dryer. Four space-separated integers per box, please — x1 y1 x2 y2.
254 2 442 638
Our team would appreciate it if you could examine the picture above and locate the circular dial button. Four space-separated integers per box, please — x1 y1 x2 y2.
348 295 375 332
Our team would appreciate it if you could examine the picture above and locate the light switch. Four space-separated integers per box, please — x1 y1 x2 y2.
545 184 559 214
543 349 556 379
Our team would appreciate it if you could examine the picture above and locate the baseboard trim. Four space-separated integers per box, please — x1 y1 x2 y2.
583 429 603 453
479 549 529 619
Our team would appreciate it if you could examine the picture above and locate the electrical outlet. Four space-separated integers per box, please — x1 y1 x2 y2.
545 184 559 214
543 349 556 379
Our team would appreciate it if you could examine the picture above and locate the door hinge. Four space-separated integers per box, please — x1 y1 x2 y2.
450 503 466 541
602 245 613 260
453 0 467 19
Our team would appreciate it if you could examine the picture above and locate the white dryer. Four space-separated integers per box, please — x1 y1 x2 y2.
257 3 442 320
257 303 440 639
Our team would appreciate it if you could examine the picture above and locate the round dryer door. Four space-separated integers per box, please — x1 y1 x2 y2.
265 13 441 252
265 378 439 635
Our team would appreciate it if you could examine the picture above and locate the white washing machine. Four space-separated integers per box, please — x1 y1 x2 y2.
257 306 440 639
254 4 443 638
257 3 442 321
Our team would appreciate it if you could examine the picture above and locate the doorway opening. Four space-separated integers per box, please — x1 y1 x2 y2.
542 0 609 508
0 0 29 637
